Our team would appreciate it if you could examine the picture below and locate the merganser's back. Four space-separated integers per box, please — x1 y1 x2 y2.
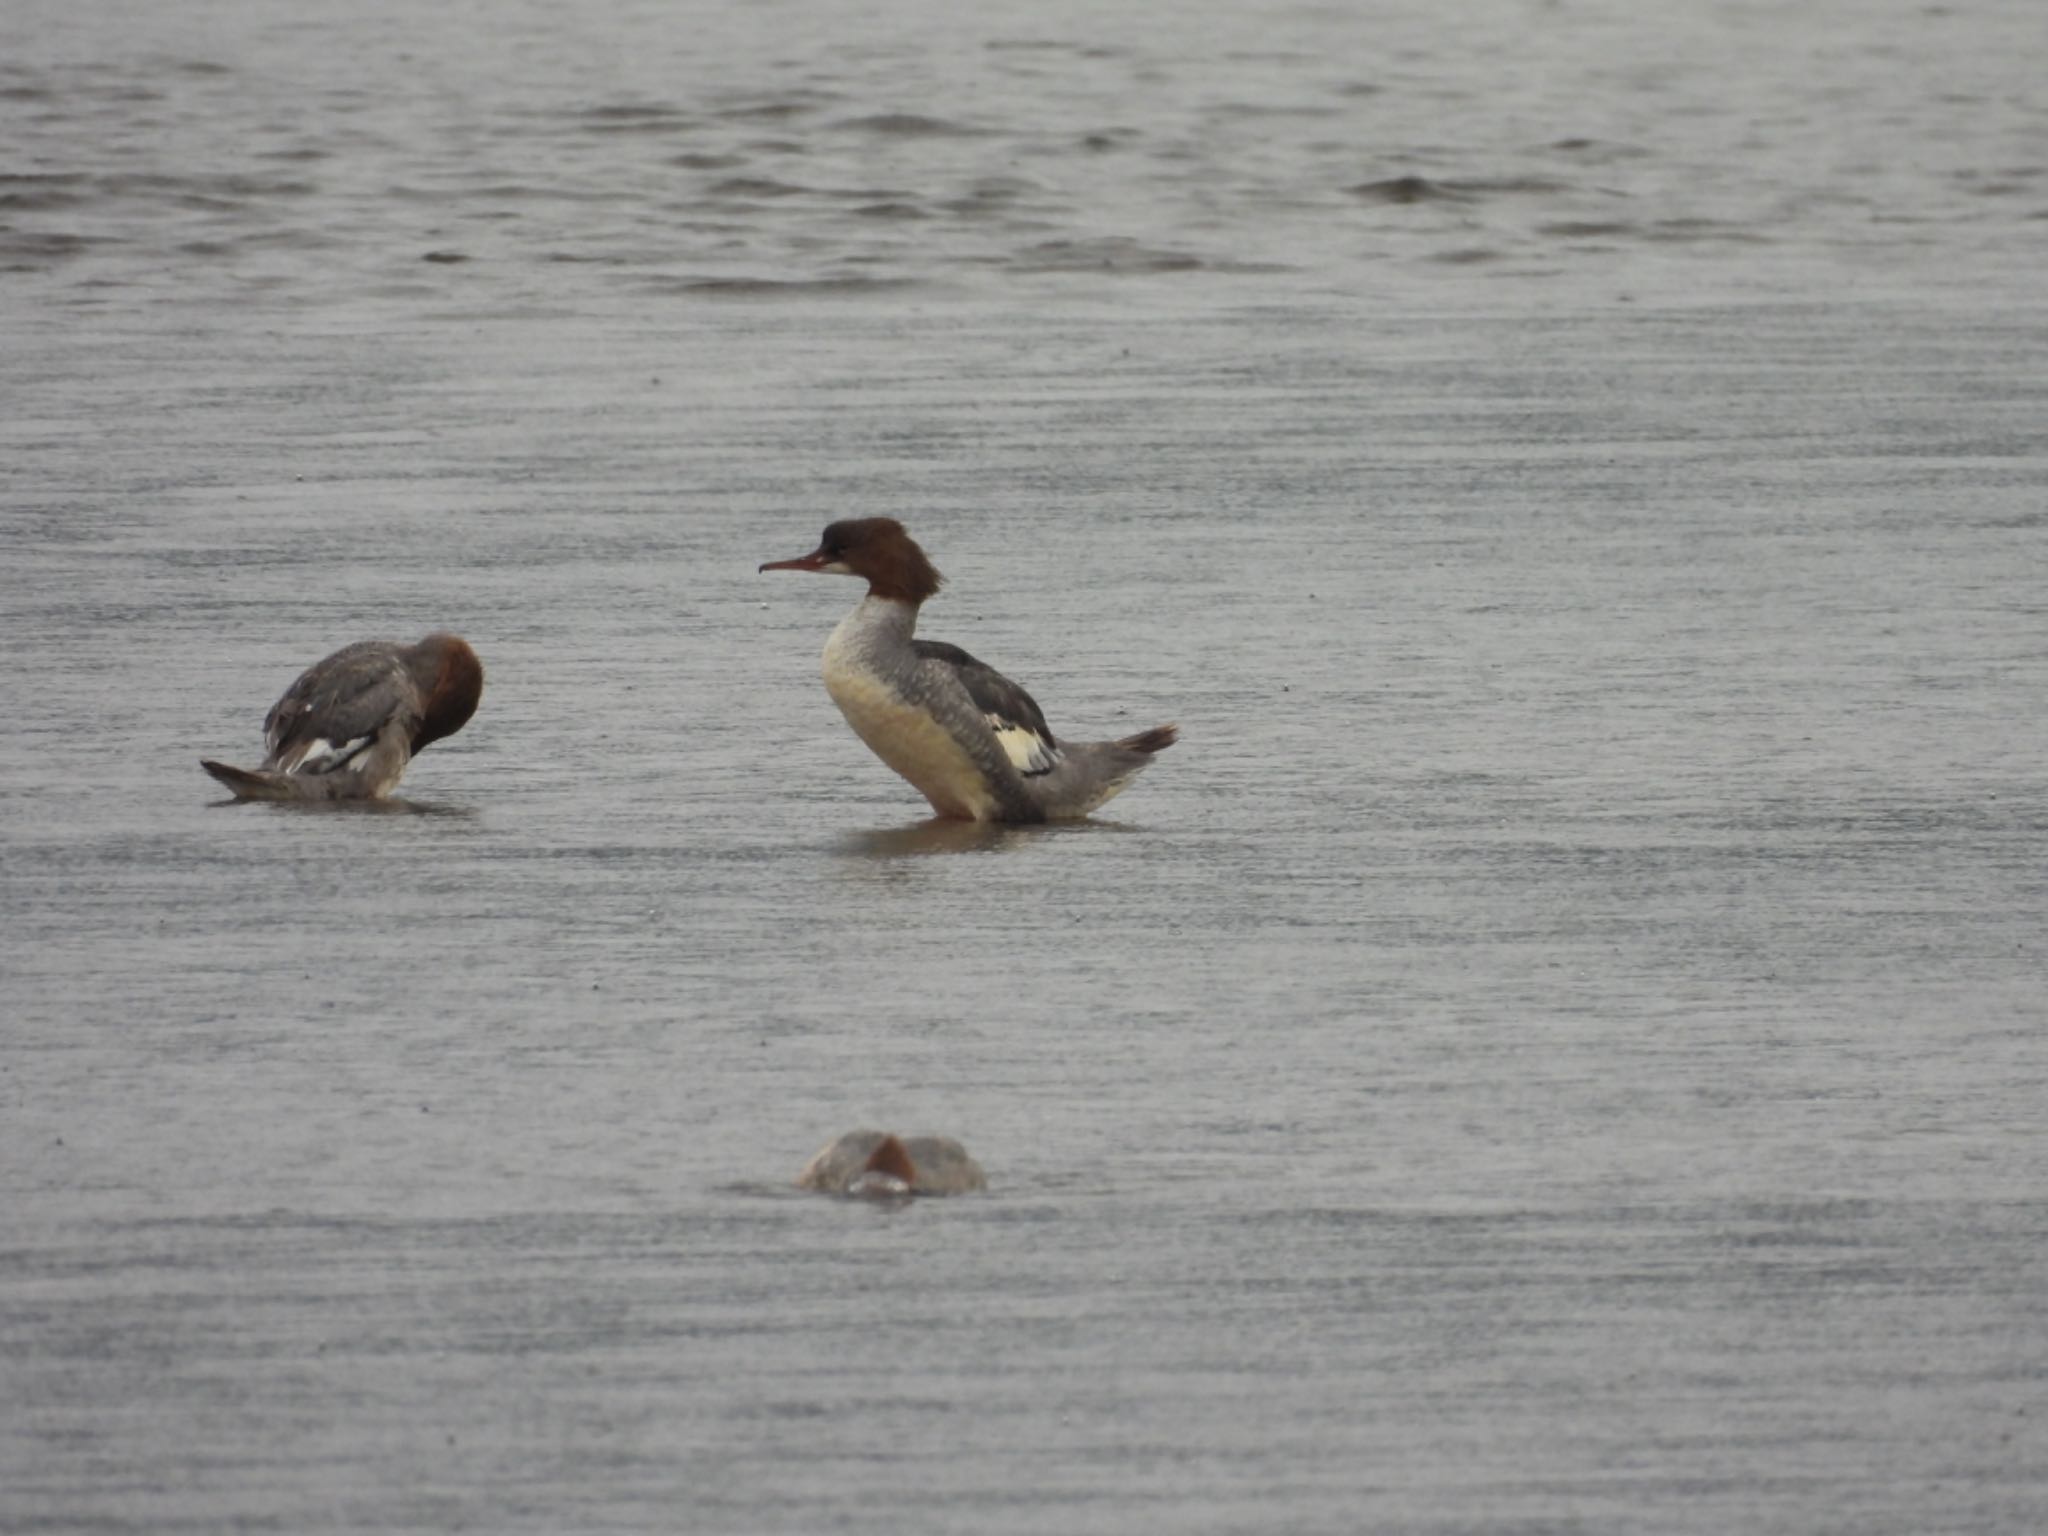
200 633 483 801
760 518 1176 823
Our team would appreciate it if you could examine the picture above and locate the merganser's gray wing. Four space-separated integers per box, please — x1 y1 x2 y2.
912 638 1062 777
261 641 421 774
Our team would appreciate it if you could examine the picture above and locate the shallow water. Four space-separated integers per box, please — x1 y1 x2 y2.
4 0 2047 1531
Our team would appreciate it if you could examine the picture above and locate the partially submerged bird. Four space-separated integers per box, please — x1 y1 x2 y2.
759 519 1176 821
796 1131 987 1198
201 633 483 801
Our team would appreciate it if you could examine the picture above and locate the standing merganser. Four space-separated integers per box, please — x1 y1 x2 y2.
796 1130 987 1197
759 518 1177 822
201 633 483 800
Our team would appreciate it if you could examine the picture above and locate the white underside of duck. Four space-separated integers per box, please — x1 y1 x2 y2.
820 597 1032 822
821 650 1003 821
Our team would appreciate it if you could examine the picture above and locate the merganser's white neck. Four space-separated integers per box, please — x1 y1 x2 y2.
840 592 920 647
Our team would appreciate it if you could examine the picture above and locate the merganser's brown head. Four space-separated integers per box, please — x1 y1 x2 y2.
844 1133 919 1200
405 633 485 752
862 1134 918 1185
759 517 944 605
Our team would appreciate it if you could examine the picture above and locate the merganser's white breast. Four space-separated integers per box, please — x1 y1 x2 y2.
821 598 1010 821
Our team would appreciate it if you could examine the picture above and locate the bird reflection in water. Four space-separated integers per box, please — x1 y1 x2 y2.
838 816 1140 859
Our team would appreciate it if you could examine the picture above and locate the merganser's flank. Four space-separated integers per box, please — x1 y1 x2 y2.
760 519 1176 822
201 633 483 800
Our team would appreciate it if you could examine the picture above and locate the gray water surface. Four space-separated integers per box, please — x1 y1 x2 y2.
4 1 2046 1531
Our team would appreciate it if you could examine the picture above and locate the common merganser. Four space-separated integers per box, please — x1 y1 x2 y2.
201 633 483 800
760 519 1176 822
796 1130 987 1197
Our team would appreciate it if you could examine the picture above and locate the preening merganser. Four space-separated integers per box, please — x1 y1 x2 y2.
201 633 483 800
760 519 1176 822
796 1131 987 1197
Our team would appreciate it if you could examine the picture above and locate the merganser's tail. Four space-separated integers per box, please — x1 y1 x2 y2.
200 758 385 801
1028 722 1178 820
200 759 303 800
1115 723 1179 756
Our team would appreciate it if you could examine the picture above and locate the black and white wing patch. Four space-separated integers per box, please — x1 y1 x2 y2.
914 639 1063 778
261 642 415 777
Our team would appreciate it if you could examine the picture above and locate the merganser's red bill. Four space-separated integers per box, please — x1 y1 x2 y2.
757 547 833 573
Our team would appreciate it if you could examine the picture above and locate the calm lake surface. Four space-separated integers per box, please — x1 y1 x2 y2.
3 0 2045 1530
